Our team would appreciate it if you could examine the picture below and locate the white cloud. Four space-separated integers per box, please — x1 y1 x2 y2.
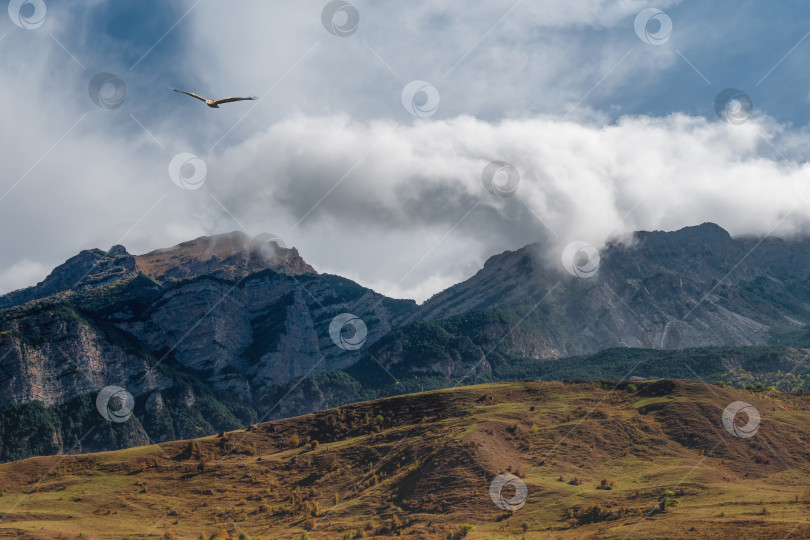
207 112 810 301
0 259 50 294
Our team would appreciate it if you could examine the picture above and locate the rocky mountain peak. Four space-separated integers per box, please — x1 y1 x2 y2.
412 222 810 354
0 232 316 310
134 231 316 284
632 222 735 251
0 246 137 309
107 244 129 257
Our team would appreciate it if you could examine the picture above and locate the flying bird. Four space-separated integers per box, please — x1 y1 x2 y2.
172 88 256 108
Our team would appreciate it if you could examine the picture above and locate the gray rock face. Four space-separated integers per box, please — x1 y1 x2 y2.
113 271 413 397
403 223 810 361
0 247 137 309
0 310 172 408
1 223 809 417
0 234 416 412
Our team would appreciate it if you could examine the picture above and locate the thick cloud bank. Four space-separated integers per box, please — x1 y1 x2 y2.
206 112 810 300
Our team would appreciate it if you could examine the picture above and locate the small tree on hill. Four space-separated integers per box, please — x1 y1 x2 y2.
289 433 300 448
658 489 679 512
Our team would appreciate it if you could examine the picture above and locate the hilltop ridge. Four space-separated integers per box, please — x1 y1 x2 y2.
0 379 807 539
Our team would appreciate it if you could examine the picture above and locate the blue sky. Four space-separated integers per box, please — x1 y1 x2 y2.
1 0 810 301
59 0 810 125
624 1 810 125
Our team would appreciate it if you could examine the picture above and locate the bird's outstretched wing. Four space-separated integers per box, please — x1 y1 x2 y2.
172 89 209 102
212 96 257 105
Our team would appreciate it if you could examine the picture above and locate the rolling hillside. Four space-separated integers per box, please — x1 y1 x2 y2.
0 380 808 539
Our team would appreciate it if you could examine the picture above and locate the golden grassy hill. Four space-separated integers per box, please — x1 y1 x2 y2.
0 379 808 539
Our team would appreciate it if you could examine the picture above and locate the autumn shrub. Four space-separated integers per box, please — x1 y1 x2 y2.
597 479 615 490
658 489 680 512
323 453 338 470
576 504 610 525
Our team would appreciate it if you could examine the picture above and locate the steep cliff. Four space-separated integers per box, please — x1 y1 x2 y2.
0 233 415 458
377 223 810 368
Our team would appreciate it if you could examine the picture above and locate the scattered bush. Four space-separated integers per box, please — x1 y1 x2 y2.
442 523 475 539
178 441 201 461
597 479 615 490
658 489 680 512
753 452 770 464
571 504 610 525
323 453 338 470
626 384 637 393
289 434 300 448
239 442 257 456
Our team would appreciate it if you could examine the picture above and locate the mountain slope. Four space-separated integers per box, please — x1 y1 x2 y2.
242 342 810 422
2 223 810 463
386 223 810 364
0 380 807 539
0 234 415 459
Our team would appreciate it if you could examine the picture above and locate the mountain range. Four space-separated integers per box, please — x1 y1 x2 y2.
0 223 809 461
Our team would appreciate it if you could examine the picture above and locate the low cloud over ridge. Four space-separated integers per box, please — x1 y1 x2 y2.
207 111 810 301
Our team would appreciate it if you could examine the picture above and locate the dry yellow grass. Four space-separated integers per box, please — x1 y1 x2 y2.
0 379 808 539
